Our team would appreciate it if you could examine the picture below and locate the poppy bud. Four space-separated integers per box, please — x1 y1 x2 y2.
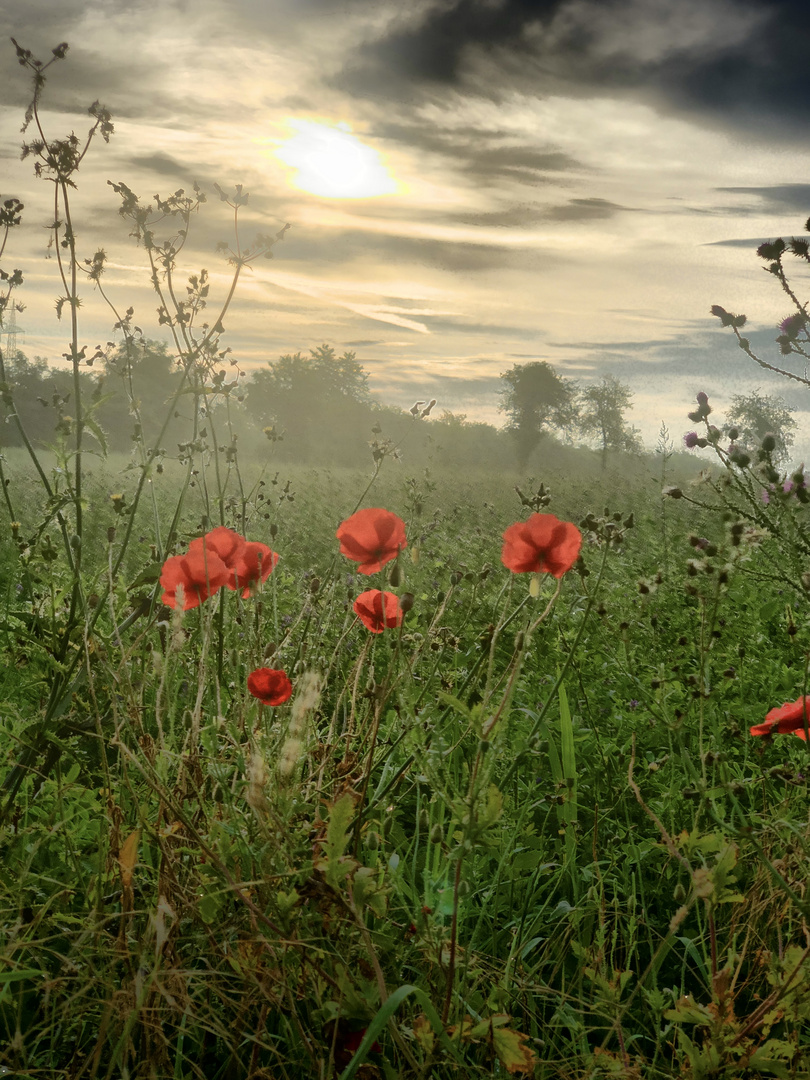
388 563 401 587
429 824 443 844
418 809 430 831
450 571 463 585
673 883 686 903
399 592 415 614
107 526 116 544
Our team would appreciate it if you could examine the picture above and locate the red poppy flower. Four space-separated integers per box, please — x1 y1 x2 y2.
191 526 279 596
160 547 232 610
336 508 407 574
247 667 293 705
501 513 582 578
353 590 403 633
750 696 810 740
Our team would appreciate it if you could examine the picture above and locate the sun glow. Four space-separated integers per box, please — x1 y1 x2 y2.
274 119 400 199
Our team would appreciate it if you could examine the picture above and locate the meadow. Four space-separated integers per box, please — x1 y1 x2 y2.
2 39 810 1080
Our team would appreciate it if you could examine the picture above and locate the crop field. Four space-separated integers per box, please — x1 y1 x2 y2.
2 38 810 1080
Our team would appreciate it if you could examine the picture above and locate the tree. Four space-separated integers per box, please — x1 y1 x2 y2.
244 344 373 461
724 389 797 465
577 374 642 469
499 362 578 468
101 339 184 451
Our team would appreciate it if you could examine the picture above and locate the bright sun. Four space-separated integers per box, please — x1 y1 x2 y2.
274 120 400 199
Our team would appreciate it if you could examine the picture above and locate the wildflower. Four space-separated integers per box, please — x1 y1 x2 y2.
247 667 293 705
779 313 805 339
190 526 278 596
337 508 407 574
160 546 231 610
353 589 403 633
750 696 810 740
684 431 699 449
501 513 582 578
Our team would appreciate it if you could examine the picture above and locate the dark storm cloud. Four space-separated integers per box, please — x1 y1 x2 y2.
334 0 810 139
714 185 810 213
336 0 566 93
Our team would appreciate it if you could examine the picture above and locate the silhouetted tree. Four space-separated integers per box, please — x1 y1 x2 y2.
101 339 184 451
577 374 642 469
725 389 797 465
499 361 578 468
245 344 373 462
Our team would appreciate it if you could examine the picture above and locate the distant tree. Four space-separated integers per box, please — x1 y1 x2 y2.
245 344 373 461
577 374 642 469
724 389 797 465
499 361 578 468
0 350 91 449
101 339 184 451
430 409 511 469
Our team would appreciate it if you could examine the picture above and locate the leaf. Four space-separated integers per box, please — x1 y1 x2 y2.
118 828 140 889
82 414 108 455
198 891 220 925
127 561 163 590
664 994 714 1026
491 1024 537 1075
437 691 473 722
413 1014 435 1053
315 792 357 891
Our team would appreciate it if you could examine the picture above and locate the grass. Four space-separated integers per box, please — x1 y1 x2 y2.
2 43 810 1074
1 447 810 1080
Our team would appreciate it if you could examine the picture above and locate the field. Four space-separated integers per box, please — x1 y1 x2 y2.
3 39 810 1080
2 441 810 1080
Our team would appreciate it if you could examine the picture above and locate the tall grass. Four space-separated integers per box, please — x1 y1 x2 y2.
1 41 810 1080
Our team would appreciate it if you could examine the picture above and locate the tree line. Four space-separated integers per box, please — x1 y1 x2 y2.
0 341 796 470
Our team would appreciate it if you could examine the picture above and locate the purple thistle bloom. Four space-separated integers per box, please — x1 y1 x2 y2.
684 431 699 449
779 314 805 339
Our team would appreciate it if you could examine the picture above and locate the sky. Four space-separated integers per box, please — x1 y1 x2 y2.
2 0 810 459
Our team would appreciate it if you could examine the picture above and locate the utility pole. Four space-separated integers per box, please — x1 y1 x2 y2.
0 304 24 361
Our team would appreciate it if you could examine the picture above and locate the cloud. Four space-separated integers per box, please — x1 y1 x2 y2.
545 197 632 222
332 0 810 141
714 184 810 213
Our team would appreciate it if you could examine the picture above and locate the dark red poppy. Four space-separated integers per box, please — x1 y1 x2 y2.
501 513 582 578
353 590 403 633
191 526 278 597
750 696 810 740
160 547 232 610
247 668 293 705
336 508 406 574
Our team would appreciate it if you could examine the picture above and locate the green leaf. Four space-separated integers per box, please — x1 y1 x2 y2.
81 413 108 455
198 892 221 925
315 792 357 891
